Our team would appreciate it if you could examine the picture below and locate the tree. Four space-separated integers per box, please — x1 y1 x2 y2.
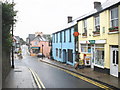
2 1 17 50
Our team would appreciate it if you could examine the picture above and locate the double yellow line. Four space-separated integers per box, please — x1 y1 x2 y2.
44 63 113 90
28 68 45 89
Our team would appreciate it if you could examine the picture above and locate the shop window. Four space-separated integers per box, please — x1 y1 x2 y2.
81 44 91 53
94 45 104 67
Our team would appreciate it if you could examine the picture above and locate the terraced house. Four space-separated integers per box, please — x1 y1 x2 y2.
77 0 120 77
52 17 78 66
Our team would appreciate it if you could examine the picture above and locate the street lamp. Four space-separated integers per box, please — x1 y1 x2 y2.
42 44 44 59
11 0 14 68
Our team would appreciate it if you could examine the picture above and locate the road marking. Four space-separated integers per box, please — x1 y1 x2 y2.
34 71 46 89
28 68 45 89
43 62 113 90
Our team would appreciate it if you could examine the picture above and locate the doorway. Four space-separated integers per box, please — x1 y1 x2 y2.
63 49 67 63
110 46 119 77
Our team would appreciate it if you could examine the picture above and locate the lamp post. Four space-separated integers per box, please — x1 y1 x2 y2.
42 44 44 59
11 0 14 68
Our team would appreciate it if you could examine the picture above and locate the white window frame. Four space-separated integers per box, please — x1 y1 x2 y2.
94 15 100 31
81 44 91 53
83 19 87 33
110 7 118 28
94 45 104 68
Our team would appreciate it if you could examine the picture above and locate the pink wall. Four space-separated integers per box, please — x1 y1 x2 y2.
30 40 51 57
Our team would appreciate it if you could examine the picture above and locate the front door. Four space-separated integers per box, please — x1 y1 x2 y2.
63 50 67 63
110 47 119 77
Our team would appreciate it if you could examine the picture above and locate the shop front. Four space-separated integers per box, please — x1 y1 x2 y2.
80 40 106 69
30 47 40 56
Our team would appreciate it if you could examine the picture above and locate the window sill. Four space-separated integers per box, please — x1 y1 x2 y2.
93 34 100 37
108 31 119 34
82 36 87 38
81 52 91 54
94 64 104 68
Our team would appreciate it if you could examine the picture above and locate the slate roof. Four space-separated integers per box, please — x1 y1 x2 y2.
53 0 120 34
33 35 46 42
77 0 120 21
28 34 35 42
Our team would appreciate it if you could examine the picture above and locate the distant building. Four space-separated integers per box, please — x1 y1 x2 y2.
26 34 35 52
29 32 51 57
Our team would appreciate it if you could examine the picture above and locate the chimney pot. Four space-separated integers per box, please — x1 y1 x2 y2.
94 2 101 9
68 16 72 23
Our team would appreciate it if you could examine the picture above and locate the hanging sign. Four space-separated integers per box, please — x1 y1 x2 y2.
89 40 95 44
73 32 80 37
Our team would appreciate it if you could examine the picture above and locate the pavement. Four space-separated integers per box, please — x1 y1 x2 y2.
2 59 37 89
2 56 120 89
39 58 120 89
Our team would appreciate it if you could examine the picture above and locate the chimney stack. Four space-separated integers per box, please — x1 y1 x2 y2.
68 16 72 23
94 2 101 9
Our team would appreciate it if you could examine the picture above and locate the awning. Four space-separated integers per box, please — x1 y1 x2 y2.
31 47 40 49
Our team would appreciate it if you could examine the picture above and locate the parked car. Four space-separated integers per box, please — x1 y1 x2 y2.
37 53 45 58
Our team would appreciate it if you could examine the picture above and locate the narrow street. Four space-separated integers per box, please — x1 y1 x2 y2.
12 45 110 89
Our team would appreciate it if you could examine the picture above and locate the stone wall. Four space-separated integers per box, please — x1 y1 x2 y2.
2 48 11 84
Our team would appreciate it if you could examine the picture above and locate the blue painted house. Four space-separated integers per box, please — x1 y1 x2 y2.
52 17 78 66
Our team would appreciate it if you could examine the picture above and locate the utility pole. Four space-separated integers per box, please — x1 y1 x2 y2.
11 0 14 68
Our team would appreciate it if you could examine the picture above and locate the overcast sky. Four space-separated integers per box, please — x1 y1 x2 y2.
13 0 107 40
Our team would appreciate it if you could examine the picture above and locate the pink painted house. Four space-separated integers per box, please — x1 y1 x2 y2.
30 32 51 57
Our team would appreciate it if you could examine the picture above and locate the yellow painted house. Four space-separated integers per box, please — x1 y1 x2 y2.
77 0 120 78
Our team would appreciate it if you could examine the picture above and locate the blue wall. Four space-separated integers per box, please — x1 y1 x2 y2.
52 27 75 66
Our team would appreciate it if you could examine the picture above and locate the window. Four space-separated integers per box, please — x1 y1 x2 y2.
64 30 66 42
81 44 91 53
56 48 58 57
68 49 73 63
94 15 100 31
34 42 38 45
94 44 104 67
83 19 87 33
53 34 55 43
56 33 58 43
60 32 62 43
59 49 61 58
110 7 118 28
69 29 71 42
54 34 55 43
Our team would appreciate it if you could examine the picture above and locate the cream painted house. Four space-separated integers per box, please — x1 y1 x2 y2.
77 0 120 78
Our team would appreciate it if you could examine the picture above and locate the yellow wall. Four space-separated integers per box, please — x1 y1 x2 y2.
118 5 120 72
78 6 119 69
